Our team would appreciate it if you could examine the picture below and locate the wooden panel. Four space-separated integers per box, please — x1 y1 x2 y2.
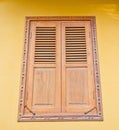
66 68 88 106
33 68 55 107
65 67 92 113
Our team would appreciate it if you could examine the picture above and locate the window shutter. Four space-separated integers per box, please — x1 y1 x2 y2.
62 22 96 114
19 17 102 121
25 21 61 114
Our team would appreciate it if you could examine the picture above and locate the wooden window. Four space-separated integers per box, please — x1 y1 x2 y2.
18 16 103 121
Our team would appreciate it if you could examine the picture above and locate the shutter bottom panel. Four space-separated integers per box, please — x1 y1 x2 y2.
31 68 60 113
66 68 88 106
64 67 97 114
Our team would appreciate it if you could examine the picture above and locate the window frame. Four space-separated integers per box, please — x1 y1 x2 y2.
18 16 103 121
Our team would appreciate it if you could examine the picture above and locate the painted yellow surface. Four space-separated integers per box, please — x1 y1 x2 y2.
0 0 119 130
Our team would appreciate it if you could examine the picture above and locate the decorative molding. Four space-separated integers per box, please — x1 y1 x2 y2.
26 16 95 21
18 16 103 121
91 18 103 117
19 115 102 121
18 19 30 120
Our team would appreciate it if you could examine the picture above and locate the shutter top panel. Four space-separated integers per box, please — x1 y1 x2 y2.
34 27 56 64
65 26 87 63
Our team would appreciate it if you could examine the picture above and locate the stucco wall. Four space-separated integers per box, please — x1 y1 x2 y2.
0 0 119 130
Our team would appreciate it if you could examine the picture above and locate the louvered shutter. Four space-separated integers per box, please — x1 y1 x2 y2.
25 21 61 114
61 22 96 114
19 17 102 121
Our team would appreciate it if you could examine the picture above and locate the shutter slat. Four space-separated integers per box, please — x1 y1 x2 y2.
66 53 86 56
66 44 86 47
34 27 56 63
65 27 87 63
35 47 55 49
35 43 55 46
35 51 55 55
66 41 86 43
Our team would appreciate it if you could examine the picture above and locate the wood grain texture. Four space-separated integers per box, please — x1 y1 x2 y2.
33 68 55 106
66 68 88 105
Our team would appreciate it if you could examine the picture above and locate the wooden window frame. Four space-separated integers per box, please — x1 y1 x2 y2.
18 16 103 121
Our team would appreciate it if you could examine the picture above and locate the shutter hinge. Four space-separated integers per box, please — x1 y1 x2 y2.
84 107 97 114
24 105 36 115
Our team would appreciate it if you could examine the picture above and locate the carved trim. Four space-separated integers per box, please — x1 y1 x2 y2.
91 18 103 117
18 16 103 121
19 115 102 121
18 19 30 120
26 16 95 21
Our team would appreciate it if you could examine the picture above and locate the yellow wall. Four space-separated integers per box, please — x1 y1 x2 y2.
0 0 119 130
